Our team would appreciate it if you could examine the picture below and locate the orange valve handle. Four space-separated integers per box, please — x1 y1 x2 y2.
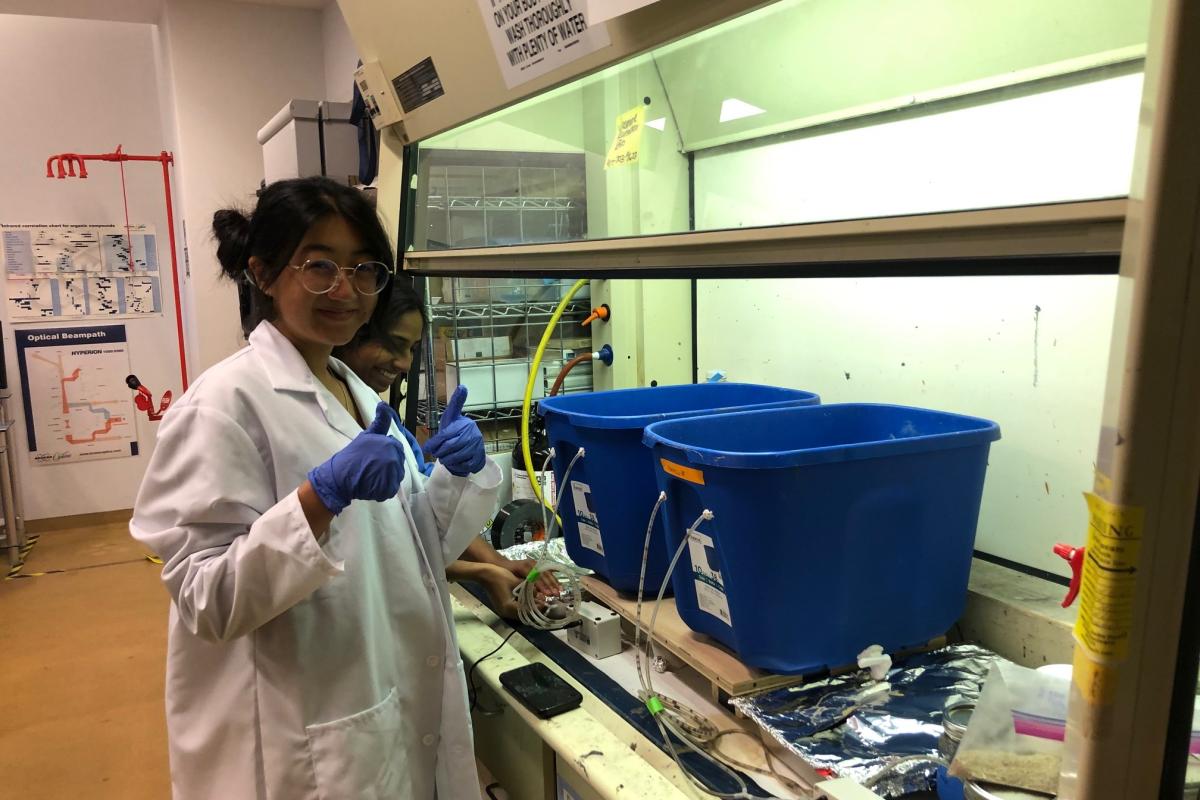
581 304 611 327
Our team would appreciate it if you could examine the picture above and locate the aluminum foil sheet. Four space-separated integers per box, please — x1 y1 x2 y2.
497 536 590 572
731 644 999 797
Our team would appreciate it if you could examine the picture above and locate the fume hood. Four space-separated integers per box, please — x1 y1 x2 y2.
333 0 1200 798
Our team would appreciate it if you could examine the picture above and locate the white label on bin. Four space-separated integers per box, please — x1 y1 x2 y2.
688 529 731 626
570 481 598 525
578 520 605 555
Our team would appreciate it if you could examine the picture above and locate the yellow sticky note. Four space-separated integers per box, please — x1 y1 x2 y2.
1073 647 1119 705
1073 492 1145 661
605 106 645 169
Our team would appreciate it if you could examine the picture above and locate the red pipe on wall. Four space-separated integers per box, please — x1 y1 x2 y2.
44 147 189 392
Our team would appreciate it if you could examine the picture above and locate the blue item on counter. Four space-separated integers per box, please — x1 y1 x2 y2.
538 384 820 593
644 403 1001 673
937 766 966 800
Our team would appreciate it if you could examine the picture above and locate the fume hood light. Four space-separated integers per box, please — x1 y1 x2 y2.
645 117 667 131
719 98 766 123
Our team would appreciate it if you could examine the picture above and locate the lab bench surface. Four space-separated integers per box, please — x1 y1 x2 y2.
452 584 899 800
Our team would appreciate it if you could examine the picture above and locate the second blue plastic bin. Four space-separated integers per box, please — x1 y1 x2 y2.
537 384 820 593
643 403 1001 674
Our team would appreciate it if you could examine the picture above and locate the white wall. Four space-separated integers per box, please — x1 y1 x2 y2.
160 0 327 373
698 276 1116 578
694 74 1140 576
323 1 360 103
0 3 341 521
0 15 182 520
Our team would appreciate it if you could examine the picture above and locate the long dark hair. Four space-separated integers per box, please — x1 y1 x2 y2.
336 278 427 360
212 177 395 332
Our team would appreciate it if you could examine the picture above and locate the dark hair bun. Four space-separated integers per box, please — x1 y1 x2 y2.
212 208 251 279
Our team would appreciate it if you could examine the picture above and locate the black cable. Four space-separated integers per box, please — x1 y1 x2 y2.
467 628 519 712
484 782 503 800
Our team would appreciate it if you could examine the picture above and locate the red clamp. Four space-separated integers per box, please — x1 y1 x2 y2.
1053 543 1086 608
126 375 172 422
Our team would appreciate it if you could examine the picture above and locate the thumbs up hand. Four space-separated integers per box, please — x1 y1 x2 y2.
307 401 407 515
424 386 487 477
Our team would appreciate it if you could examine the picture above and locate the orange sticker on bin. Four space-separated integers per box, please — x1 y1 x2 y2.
661 459 705 485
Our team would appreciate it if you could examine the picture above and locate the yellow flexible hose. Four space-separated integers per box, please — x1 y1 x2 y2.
522 278 590 517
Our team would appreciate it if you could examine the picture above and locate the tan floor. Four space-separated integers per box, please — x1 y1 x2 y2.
1 522 505 799
0 520 171 799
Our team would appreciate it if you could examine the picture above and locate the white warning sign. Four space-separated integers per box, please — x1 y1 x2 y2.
477 0 612 89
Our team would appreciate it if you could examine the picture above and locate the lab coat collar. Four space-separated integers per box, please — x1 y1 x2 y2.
329 358 379 435
248 321 368 441
248 321 324 394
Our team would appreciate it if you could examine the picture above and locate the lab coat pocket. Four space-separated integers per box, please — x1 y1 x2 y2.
306 686 410 800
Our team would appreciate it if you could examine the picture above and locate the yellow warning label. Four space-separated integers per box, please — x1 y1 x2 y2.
660 458 705 485
604 105 644 169
1073 647 1119 705
1073 492 1144 661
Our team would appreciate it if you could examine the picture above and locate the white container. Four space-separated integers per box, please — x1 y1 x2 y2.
453 336 512 359
319 101 360 186
258 99 359 185
259 100 322 183
446 359 545 409
566 601 622 659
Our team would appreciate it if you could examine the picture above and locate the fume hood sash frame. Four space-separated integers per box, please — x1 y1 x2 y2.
402 197 1125 277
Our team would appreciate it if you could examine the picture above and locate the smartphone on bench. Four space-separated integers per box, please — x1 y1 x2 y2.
499 663 583 719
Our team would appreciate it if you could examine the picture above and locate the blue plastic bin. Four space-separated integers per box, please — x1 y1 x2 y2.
643 403 1000 674
537 384 820 592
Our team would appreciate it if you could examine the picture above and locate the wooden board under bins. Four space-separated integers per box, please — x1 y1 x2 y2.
581 575 808 701
582 576 947 703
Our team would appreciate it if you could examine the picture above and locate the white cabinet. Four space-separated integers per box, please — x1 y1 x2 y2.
257 99 359 186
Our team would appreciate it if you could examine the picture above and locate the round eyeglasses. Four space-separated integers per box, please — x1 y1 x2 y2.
289 259 392 296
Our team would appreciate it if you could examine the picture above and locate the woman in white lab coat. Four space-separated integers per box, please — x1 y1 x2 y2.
131 176 500 800
333 284 560 619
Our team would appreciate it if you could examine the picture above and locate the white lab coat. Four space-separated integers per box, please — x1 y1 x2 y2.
131 321 500 800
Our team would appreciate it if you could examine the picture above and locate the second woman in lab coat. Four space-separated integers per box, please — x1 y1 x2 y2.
334 284 560 619
131 176 500 800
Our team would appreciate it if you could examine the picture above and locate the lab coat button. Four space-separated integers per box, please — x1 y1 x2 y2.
426 655 440 668
422 734 436 746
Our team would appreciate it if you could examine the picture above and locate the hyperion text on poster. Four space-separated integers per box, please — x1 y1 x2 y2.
15 325 139 466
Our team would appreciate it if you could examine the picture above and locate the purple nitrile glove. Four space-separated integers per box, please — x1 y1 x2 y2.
425 385 486 477
307 401 407 514
398 424 436 477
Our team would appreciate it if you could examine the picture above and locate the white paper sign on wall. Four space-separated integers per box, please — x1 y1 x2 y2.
586 0 662 24
475 0 612 89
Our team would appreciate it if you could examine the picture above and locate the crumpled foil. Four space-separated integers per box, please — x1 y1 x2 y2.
497 536 590 572
731 644 998 797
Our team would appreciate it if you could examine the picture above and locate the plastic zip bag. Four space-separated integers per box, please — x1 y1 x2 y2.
949 661 1067 795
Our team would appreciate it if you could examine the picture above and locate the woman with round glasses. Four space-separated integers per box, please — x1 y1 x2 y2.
130 176 499 800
